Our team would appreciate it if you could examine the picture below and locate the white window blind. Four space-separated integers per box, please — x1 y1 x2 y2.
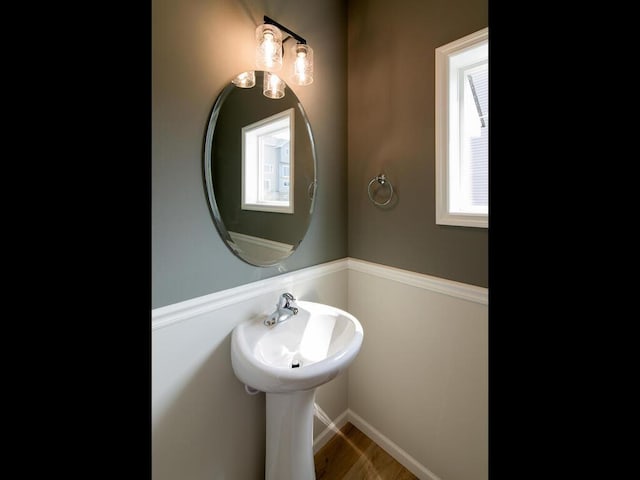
463 65 488 211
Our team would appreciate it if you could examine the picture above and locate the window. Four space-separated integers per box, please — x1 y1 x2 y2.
241 108 295 214
435 28 488 228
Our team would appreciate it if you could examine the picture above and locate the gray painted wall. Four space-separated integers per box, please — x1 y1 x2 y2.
152 0 348 308
347 0 489 287
153 0 489 309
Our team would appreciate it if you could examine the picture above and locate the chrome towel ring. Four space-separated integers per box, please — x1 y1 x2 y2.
367 174 394 206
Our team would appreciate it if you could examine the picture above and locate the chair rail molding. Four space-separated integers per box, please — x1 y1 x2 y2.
152 257 488 330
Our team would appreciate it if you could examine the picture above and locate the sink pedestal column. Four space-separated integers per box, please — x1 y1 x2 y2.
265 389 316 480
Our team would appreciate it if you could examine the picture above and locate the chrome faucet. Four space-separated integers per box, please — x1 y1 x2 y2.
265 293 299 326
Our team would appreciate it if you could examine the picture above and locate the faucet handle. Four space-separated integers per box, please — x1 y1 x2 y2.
281 293 298 314
278 293 294 306
265 293 298 326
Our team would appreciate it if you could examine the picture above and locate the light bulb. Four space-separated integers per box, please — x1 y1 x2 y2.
263 33 275 64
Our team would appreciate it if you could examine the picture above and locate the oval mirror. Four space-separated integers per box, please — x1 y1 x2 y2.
204 70 317 267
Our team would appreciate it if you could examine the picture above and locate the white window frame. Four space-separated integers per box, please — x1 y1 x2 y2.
435 28 488 228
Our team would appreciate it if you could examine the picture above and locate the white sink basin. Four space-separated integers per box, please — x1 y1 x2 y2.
231 300 364 393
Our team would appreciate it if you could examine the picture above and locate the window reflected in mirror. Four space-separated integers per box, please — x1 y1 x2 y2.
241 108 295 214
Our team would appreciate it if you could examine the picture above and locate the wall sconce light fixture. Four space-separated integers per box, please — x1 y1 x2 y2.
255 15 314 97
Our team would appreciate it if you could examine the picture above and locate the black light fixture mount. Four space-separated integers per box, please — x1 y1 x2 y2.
263 15 307 45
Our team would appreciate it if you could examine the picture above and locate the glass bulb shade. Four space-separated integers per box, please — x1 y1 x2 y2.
291 43 313 86
255 24 283 71
263 72 285 99
231 71 256 88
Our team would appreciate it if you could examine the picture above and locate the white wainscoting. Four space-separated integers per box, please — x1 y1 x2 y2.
152 259 349 480
152 259 347 331
347 258 488 305
152 258 488 480
347 258 488 480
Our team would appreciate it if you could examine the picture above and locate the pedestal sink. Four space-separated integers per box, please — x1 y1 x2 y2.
231 298 364 480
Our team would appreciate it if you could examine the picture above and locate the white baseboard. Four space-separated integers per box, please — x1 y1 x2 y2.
346 410 442 480
313 408 441 480
313 409 350 453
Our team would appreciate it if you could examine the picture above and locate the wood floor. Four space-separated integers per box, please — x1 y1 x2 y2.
314 422 418 479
